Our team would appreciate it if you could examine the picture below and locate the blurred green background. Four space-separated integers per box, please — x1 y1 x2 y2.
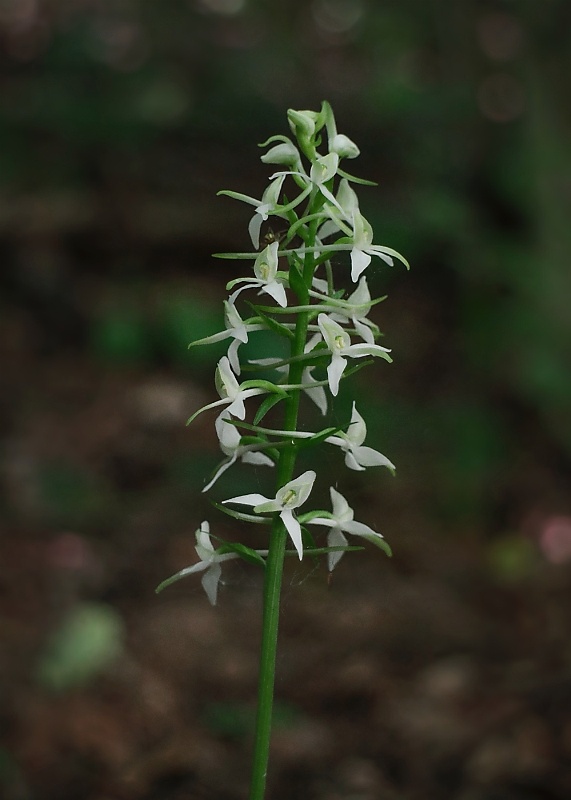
1 2 571 799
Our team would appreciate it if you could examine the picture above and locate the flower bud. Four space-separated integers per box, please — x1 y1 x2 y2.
330 133 360 159
261 140 300 167
287 108 318 138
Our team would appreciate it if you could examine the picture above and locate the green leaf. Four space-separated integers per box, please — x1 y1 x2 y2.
248 304 295 340
212 501 271 524
254 394 284 425
155 569 194 593
288 260 308 303
217 542 266 567
337 169 378 186
240 379 288 396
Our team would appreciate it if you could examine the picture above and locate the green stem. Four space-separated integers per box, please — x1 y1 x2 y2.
248 219 318 800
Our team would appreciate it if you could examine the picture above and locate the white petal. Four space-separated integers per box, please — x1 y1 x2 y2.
354 445 395 470
222 492 271 508
346 343 391 360
226 395 246 419
261 281 288 308
353 317 375 345
351 248 371 282
327 528 348 571
196 522 213 552
342 520 384 542
227 338 242 375
346 403 367 445
201 563 222 605
242 451 274 467
303 381 328 415
329 487 353 522
202 456 236 493
327 354 346 396
248 213 263 249
344 450 365 471
281 509 303 559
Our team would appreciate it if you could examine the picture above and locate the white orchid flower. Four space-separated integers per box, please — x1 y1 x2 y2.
314 276 378 345
317 179 395 282
202 412 274 493
317 314 392 396
229 242 288 308
326 402 395 472
188 356 268 423
223 470 316 559
188 300 264 375
308 487 387 571
169 522 240 605
350 209 394 282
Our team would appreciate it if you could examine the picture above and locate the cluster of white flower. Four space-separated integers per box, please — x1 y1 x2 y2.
157 103 407 604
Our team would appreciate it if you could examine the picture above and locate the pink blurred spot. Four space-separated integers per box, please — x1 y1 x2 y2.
47 532 92 571
539 516 571 565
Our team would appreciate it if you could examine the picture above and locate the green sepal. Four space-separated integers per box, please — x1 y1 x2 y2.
297 426 340 448
247 303 295 340
155 569 194 593
372 538 393 557
300 526 317 552
217 542 266 567
294 545 364 557
239 379 288 396
297 509 334 524
258 134 292 148
253 394 285 425
212 501 272 524
337 168 378 186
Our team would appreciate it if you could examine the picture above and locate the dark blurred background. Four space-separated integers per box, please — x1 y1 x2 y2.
1 1 571 799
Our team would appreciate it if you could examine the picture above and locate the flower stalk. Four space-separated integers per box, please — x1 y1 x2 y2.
156 101 408 800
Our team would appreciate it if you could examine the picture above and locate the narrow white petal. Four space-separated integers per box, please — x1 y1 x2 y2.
327 528 348 571
202 563 222 605
202 456 236 493
329 487 352 522
345 450 365 471
351 248 371 282
342 520 384 541
306 516 336 528
223 492 271 508
242 451 274 467
249 213 263 249
227 338 241 375
226 395 246 419
304 381 328 415
327 354 346 396
262 281 288 308
281 509 303 559
353 317 375 345
354 445 395 470
348 403 367 446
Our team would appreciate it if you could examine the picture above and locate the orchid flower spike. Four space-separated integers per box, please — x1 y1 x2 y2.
326 402 395 472
308 487 388 571
317 313 392 396
223 470 316 559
